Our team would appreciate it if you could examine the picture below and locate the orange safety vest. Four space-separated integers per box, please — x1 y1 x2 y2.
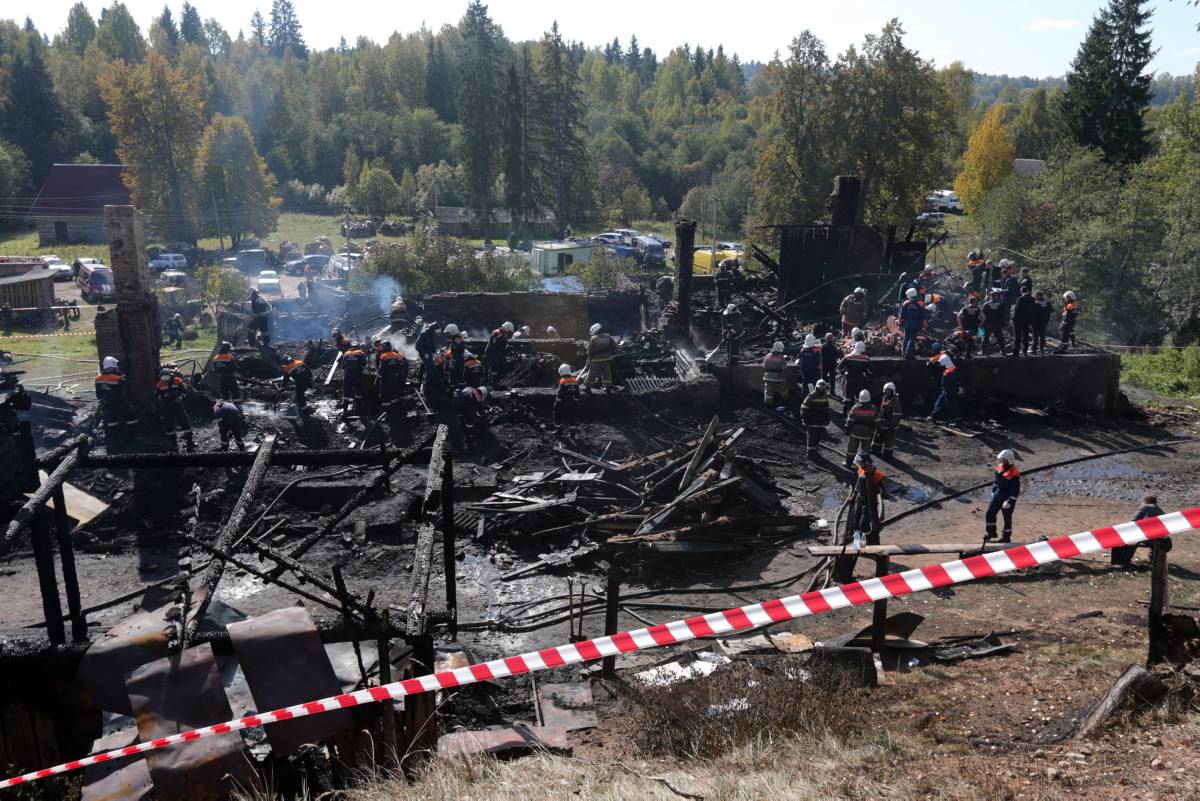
95 371 121 385
282 359 305 374
996 464 1020 480
857 467 885 483
559 376 578 387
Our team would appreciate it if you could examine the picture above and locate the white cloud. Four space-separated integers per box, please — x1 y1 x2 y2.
1026 18 1080 31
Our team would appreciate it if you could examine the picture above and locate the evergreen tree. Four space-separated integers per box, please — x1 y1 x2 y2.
456 0 502 221
425 38 457 122
268 0 307 58
1058 0 1155 164
626 35 641 74
154 5 179 49
533 22 589 237
2 32 64 186
249 10 266 47
180 3 205 46
502 45 537 224
60 2 97 56
96 1 147 63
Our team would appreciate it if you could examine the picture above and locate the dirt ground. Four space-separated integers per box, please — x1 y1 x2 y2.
3 366 1200 799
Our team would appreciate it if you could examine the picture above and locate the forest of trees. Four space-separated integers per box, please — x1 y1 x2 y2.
1 1 1199 342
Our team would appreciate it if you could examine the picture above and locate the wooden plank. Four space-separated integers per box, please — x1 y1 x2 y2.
679 415 720 492
552 446 625 472
807 542 1032 556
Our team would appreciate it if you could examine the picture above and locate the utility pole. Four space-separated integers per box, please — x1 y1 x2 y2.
209 187 225 252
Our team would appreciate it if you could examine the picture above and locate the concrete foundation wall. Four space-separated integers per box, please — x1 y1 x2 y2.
726 352 1121 411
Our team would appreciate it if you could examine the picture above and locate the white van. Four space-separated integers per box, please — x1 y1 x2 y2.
149 253 188 273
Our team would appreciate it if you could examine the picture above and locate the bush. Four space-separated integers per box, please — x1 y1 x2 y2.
351 226 538 295
567 247 633 292
280 180 340 214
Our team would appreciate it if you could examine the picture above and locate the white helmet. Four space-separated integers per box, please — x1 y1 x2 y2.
1063 291 1076 301
558 363 572 376
938 353 954 369
479 386 490 400
521 325 531 335
590 323 602 336
772 340 785 353
803 334 816 348
502 321 515 333
546 326 558 337
924 263 935 272
905 288 918 299
997 449 1016 463
853 341 867 355
102 356 118 370
444 323 460 336
883 381 896 392
998 258 1010 269
725 303 737 314
854 287 865 295
858 389 871 403
851 326 862 338
815 379 828 390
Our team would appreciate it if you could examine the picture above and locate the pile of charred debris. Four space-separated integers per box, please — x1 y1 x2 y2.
0 191 1139 798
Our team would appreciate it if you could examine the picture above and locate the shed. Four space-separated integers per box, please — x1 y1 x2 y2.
1013 158 1048 178
531 241 597 276
0 259 55 309
28 164 131 245
433 206 557 240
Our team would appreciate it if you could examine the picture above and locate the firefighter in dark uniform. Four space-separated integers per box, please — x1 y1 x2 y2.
1012 285 1038 357
762 341 789 410
553 363 580 432
444 324 466 386
797 334 822 399
165 313 185 350
95 356 135 442
873 381 902 459
377 341 408 425
211 341 240 400
981 288 1008 355
248 289 273 346
340 341 366 415
280 354 312 413
837 341 872 415
156 365 194 452
212 400 245 451
820 333 839 388
453 385 489 449
957 294 983 358
985 449 1021 542
721 303 744 361
800 379 831 460
1057 291 1079 352
1033 291 1053 354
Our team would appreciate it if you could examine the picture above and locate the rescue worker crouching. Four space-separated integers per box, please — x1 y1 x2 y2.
453 385 489 449
873 381 902 459
280 354 313 413
762 341 789 411
212 341 240 400
985 449 1021 543
844 389 877 469
212 400 245 451
95 356 136 442
586 323 617 389
553 363 580 433
156 364 194 452
799 379 831 460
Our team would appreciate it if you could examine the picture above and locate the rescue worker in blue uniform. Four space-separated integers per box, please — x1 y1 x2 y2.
985 449 1021 542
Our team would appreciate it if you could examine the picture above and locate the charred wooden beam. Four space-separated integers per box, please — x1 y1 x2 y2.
281 430 438 568
70 445 430 470
185 435 276 643
423 426 457 639
50 485 86 642
0 437 90 558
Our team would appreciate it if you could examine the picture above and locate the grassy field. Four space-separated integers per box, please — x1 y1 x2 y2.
1121 345 1200 403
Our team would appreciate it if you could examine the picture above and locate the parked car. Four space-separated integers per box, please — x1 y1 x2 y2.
284 254 331 276
614 228 640 243
76 260 115 303
593 232 623 245
915 212 946 227
40 255 72 282
256 270 283 297
607 243 639 261
642 233 672 248
634 236 667 268
329 253 363 276
149 252 188 273
222 249 269 273
925 190 964 214
717 241 745 253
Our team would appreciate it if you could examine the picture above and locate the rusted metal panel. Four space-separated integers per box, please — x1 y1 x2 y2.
226 607 352 756
125 643 257 800
438 725 569 756
76 588 174 715
81 727 152 801
536 683 598 732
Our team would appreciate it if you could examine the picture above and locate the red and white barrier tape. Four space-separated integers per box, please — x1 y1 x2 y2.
4 507 1198 789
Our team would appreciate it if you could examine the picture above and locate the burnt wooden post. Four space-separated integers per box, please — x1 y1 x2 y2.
870 555 890 656
103 205 161 413
1147 541 1170 665
51 486 86 641
441 436 456 639
603 567 621 679
30 506 65 645
376 609 399 768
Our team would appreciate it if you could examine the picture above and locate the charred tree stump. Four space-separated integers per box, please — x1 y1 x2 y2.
1073 665 1167 739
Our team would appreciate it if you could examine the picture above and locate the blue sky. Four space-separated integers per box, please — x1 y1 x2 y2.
22 0 1200 77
